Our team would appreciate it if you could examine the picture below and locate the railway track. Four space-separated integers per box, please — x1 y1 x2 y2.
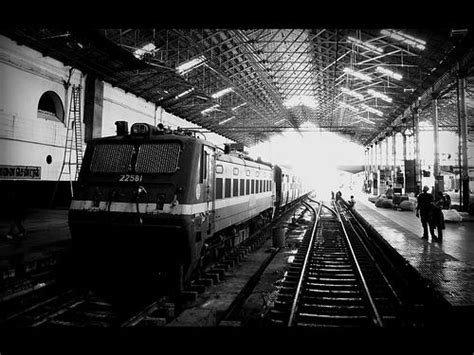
270 198 413 327
0 200 307 327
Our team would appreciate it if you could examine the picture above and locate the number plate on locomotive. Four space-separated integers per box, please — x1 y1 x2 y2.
119 174 143 182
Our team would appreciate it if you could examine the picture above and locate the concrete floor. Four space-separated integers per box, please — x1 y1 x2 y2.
353 192 474 267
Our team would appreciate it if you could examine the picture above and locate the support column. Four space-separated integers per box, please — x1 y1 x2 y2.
413 108 422 195
457 70 470 211
432 94 441 194
403 133 407 194
385 136 390 183
374 141 379 195
379 139 384 193
392 133 397 192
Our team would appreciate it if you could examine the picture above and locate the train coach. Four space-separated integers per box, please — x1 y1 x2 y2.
68 121 307 292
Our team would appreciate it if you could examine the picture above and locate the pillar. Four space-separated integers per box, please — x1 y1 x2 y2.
457 70 470 211
413 108 422 195
403 132 407 194
84 75 104 142
432 94 441 194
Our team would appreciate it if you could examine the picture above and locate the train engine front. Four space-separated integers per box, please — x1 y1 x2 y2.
68 122 210 292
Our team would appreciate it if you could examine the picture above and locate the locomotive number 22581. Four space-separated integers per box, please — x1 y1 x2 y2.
119 174 143 182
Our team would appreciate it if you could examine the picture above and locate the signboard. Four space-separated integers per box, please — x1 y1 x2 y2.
0 165 41 180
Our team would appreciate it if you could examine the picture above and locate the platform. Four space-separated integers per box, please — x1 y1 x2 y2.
0 208 71 281
351 192 474 311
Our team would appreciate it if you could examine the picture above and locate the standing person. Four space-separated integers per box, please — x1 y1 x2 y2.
415 185 436 241
335 190 342 201
5 181 27 241
432 191 446 242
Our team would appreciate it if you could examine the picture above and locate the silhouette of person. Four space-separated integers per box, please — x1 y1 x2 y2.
416 185 436 241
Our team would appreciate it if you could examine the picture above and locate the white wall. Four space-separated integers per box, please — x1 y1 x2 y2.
102 82 234 148
0 34 234 182
0 35 83 181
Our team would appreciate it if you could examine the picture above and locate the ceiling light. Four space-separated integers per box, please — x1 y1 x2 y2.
274 119 287 125
380 29 426 50
347 36 383 54
231 102 247 111
201 104 220 115
343 67 372 82
367 89 392 103
341 87 364 100
219 116 235 125
176 56 206 75
133 43 157 59
376 66 403 80
211 87 234 99
175 87 195 99
361 103 384 117
339 102 359 112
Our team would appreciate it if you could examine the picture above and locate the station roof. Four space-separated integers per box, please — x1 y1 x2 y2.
3 28 474 147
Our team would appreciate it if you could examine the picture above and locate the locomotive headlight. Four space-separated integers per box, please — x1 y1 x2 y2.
131 123 149 136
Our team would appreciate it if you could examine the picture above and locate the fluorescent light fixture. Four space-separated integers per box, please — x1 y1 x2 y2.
201 104 220 115
175 87 195 99
341 87 364 100
339 102 359 112
367 89 392 103
343 67 372 82
376 66 403 80
361 103 384 117
347 36 383 54
274 119 287 125
176 55 206 75
219 116 235 125
380 29 426 50
133 43 157 59
211 87 234 99
284 95 318 109
231 102 247 111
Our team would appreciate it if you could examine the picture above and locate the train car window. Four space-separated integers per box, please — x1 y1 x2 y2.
90 143 134 173
233 167 239 176
260 180 263 192
216 165 224 174
225 178 232 198
256 179 259 194
263 180 266 192
240 179 245 196
216 178 223 199
136 143 181 173
251 179 255 194
246 180 250 195
233 178 239 196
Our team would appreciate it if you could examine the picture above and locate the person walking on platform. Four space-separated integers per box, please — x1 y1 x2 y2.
416 185 436 241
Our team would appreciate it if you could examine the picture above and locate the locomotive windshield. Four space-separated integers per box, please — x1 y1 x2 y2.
89 142 181 174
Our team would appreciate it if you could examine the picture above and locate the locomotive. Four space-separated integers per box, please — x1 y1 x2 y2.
68 121 307 292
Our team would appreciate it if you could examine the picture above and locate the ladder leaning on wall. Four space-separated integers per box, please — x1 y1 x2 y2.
50 84 83 206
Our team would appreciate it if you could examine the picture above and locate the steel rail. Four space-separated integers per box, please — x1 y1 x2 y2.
343 206 403 307
287 200 323 327
333 201 384 327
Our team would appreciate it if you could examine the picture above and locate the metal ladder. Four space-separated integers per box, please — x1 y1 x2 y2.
51 85 83 204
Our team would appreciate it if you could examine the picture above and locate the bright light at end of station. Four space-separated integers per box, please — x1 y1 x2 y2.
247 128 365 198
284 95 318 109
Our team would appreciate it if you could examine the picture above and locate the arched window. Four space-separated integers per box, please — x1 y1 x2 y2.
37 91 64 123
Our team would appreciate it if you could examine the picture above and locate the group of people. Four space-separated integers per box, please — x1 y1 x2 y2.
416 185 446 242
